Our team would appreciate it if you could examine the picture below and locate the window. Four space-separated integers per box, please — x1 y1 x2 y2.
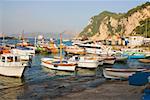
2 57 5 62
15 56 19 62
7 57 13 62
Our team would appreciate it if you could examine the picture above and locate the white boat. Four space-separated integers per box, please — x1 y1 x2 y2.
77 41 116 55
11 46 35 56
41 60 76 71
41 33 76 71
41 57 60 63
103 68 146 79
64 45 86 55
115 56 128 62
0 54 28 77
68 55 102 68
78 42 103 54
102 56 115 65
19 55 33 61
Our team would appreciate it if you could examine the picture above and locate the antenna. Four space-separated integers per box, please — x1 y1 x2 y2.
60 33 62 64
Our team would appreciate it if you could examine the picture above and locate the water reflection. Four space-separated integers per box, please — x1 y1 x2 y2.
0 76 23 89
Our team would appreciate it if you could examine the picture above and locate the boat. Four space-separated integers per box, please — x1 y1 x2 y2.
41 60 76 71
115 56 128 62
139 59 150 63
0 47 32 61
41 57 60 63
103 68 146 79
17 30 33 47
34 35 51 54
123 52 145 59
129 53 145 59
44 38 58 53
102 56 115 65
123 51 145 59
64 45 86 55
68 55 102 68
41 33 76 71
77 41 116 55
129 71 150 86
16 39 33 47
0 54 28 77
11 46 35 56
0 49 11 54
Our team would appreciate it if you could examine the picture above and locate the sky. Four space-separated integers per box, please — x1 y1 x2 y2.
0 0 149 38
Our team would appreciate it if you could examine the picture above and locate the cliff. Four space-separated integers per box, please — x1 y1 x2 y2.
79 2 150 40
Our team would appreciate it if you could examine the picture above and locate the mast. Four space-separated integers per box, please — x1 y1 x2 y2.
2 33 5 46
34 37 37 47
60 33 63 63
22 30 24 41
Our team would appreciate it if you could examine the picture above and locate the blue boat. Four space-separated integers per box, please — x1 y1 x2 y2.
129 72 150 86
123 52 145 59
142 89 150 100
128 54 145 59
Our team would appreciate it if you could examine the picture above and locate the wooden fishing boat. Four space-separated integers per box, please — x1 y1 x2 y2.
46 41 58 53
1 49 11 54
16 40 33 47
41 60 76 71
0 47 11 54
41 33 76 71
103 68 146 79
139 59 150 63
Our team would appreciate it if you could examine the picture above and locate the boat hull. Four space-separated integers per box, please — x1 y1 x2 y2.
0 66 25 77
78 61 100 68
115 57 128 62
139 59 150 63
41 62 76 71
103 68 146 79
103 60 115 65
129 55 145 59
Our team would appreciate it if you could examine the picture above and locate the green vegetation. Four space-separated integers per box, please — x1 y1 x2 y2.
133 18 150 38
115 25 122 33
107 21 113 35
125 2 150 18
80 11 124 37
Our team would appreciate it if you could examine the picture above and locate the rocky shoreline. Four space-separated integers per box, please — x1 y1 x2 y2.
54 80 146 100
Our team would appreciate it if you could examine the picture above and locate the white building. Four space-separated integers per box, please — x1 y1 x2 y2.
128 36 144 47
143 38 150 43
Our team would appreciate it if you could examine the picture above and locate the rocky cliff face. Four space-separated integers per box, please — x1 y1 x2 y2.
79 2 150 40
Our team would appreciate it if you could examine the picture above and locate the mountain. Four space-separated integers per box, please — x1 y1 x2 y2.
79 2 150 40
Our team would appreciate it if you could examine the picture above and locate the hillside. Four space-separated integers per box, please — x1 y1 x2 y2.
79 2 150 40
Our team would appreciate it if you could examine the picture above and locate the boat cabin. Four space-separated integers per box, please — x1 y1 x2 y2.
0 54 21 63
